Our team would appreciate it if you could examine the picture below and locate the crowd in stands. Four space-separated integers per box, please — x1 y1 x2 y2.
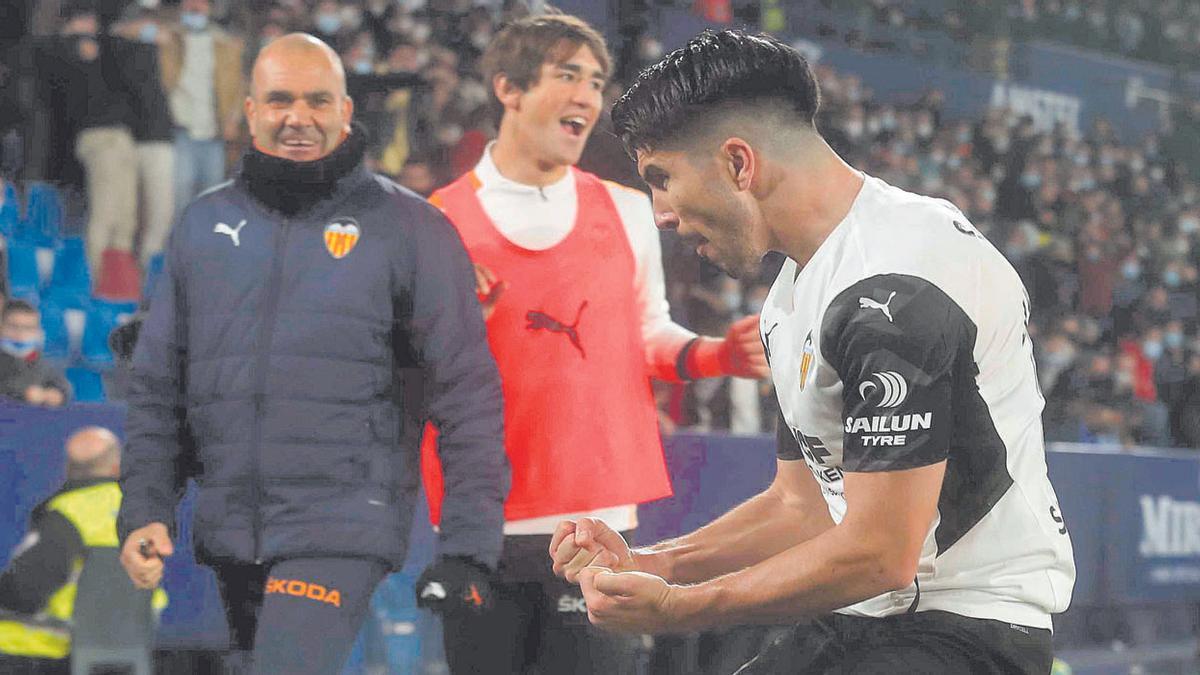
1 0 1199 450
826 0 1200 70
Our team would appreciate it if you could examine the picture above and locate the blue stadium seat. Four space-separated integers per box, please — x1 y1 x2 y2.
81 299 137 366
22 182 63 246
65 366 105 402
0 181 18 240
39 299 70 361
6 241 40 303
48 237 92 305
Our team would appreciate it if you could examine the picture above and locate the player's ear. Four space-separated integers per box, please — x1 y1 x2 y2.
494 73 522 111
721 137 755 193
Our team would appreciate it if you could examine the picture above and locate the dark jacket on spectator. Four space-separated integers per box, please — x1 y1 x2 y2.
0 352 72 403
31 34 138 185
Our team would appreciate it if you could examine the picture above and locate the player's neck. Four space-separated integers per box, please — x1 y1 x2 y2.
490 133 570 188
768 147 865 268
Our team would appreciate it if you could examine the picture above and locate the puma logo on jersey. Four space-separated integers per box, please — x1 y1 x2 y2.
214 220 247 247
527 301 588 357
858 291 897 322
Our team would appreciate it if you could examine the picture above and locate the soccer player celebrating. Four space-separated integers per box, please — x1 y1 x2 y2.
551 30 1076 674
417 13 768 675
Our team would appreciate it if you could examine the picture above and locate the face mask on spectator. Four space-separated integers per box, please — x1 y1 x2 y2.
139 22 159 43
316 13 341 34
1166 331 1184 350
1073 152 1089 166
844 120 863 139
1179 217 1199 234
1020 172 1041 189
956 128 970 144
471 31 491 51
1163 270 1182 287
0 337 41 361
1143 340 1163 361
1129 156 1145 172
917 122 933 137
1122 260 1141 280
946 156 962 169
353 59 372 74
180 11 208 31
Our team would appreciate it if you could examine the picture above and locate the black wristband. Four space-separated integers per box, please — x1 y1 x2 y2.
675 337 700 382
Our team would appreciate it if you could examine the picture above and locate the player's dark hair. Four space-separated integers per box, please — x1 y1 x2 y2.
612 30 821 156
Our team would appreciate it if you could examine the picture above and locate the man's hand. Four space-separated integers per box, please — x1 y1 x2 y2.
120 523 173 589
550 518 632 583
415 556 495 616
23 385 47 406
473 263 505 320
41 387 65 407
578 567 687 634
719 314 769 379
23 386 65 407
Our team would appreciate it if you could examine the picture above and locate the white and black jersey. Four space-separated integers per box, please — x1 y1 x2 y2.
762 174 1075 629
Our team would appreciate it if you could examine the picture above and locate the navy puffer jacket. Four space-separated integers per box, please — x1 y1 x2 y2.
117 136 508 568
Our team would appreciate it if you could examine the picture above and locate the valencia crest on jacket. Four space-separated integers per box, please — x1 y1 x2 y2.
324 217 361 259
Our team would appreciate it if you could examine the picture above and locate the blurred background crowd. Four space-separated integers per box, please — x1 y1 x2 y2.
0 0 1199 452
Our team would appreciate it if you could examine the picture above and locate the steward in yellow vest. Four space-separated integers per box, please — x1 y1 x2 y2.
0 428 165 674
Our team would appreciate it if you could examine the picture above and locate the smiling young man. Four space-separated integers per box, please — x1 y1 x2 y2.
549 30 1076 674
116 34 507 675
416 13 768 675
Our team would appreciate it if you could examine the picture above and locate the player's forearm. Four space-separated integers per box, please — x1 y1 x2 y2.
639 487 831 584
670 523 913 631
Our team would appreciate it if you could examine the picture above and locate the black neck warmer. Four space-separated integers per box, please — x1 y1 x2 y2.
236 124 368 217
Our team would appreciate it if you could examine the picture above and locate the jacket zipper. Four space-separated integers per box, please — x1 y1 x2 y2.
250 217 290 563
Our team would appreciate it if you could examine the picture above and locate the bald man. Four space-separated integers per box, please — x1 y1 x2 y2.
117 33 508 675
0 427 138 673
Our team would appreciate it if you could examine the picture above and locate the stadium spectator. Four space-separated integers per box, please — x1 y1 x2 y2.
1176 352 1200 448
112 7 177 267
159 0 245 215
0 300 71 408
34 5 141 299
0 427 164 675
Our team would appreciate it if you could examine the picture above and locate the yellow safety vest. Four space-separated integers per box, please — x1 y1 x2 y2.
0 482 167 659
